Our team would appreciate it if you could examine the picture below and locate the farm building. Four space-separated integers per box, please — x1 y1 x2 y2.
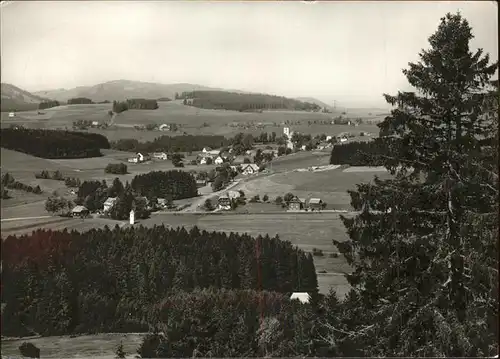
288 197 305 211
91 121 99 127
218 195 232 210
137 153 151 162
202 147 212 153
153 152 168 160
200 156 212 165
159 124 170 131
241 164 260 176
129 152 151 163
103 197 117 213
290 292 311 304
71 205 89 218
308 198 324 210
214 156 224 165
196 179 207 188
208 150 220 157
8 112 15 118
157 198 168 208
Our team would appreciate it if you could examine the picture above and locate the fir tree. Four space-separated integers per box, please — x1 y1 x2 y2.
328 12 498 356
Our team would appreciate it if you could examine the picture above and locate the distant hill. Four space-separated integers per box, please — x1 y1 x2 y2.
0 83 49 112
33 80 246 103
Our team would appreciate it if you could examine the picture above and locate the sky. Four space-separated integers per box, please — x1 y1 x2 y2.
1 1 497 108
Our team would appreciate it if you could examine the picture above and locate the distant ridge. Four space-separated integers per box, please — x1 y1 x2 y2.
33 80 252 103
33 80 332 109
0 83 49 112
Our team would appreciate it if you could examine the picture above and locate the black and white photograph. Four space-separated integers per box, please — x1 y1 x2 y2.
0 1 498 358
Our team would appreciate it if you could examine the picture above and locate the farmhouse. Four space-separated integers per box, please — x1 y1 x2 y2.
241 163 260 176
214 156 224 165
8 112 15 118
103 197 117 213
71 205 89 218
290 292 311 304
159 124 170 131
308 198 324 210
91 121 99 127
288 197 305 211
340 137 348 143
153 152 168 160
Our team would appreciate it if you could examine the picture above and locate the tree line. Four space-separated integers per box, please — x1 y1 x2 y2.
0 128 110 159
1 225 318 337
329 140 389 166
110 135 229 153
112 99 159 113
180 91 321 112
131 170 197 200
67 97 94 105
1 173 42 195
38 100 60 110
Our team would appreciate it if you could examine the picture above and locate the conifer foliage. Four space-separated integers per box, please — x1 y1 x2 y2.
1 225 318 337
327 13 498 356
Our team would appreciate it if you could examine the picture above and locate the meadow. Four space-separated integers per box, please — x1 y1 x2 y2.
1 101 383 141
1 333 145 359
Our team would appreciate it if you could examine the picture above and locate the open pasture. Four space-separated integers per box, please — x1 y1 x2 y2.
1 216 124 237
1 333 145 359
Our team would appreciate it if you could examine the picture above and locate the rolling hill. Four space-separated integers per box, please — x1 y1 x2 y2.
34 80 241 103
34 80 334 111
0 83 49 112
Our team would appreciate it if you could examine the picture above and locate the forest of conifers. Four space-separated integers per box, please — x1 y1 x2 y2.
1 226 318 338
180 90 321 112
110 135 230 153
0 128 110 159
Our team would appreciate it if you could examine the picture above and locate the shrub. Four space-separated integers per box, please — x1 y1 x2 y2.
263 194 269 202
19 342 40 358
312 248 324 257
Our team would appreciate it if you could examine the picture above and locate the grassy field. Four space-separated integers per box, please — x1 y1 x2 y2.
140 212 352 296
1 333 145 359
1 101 382 140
